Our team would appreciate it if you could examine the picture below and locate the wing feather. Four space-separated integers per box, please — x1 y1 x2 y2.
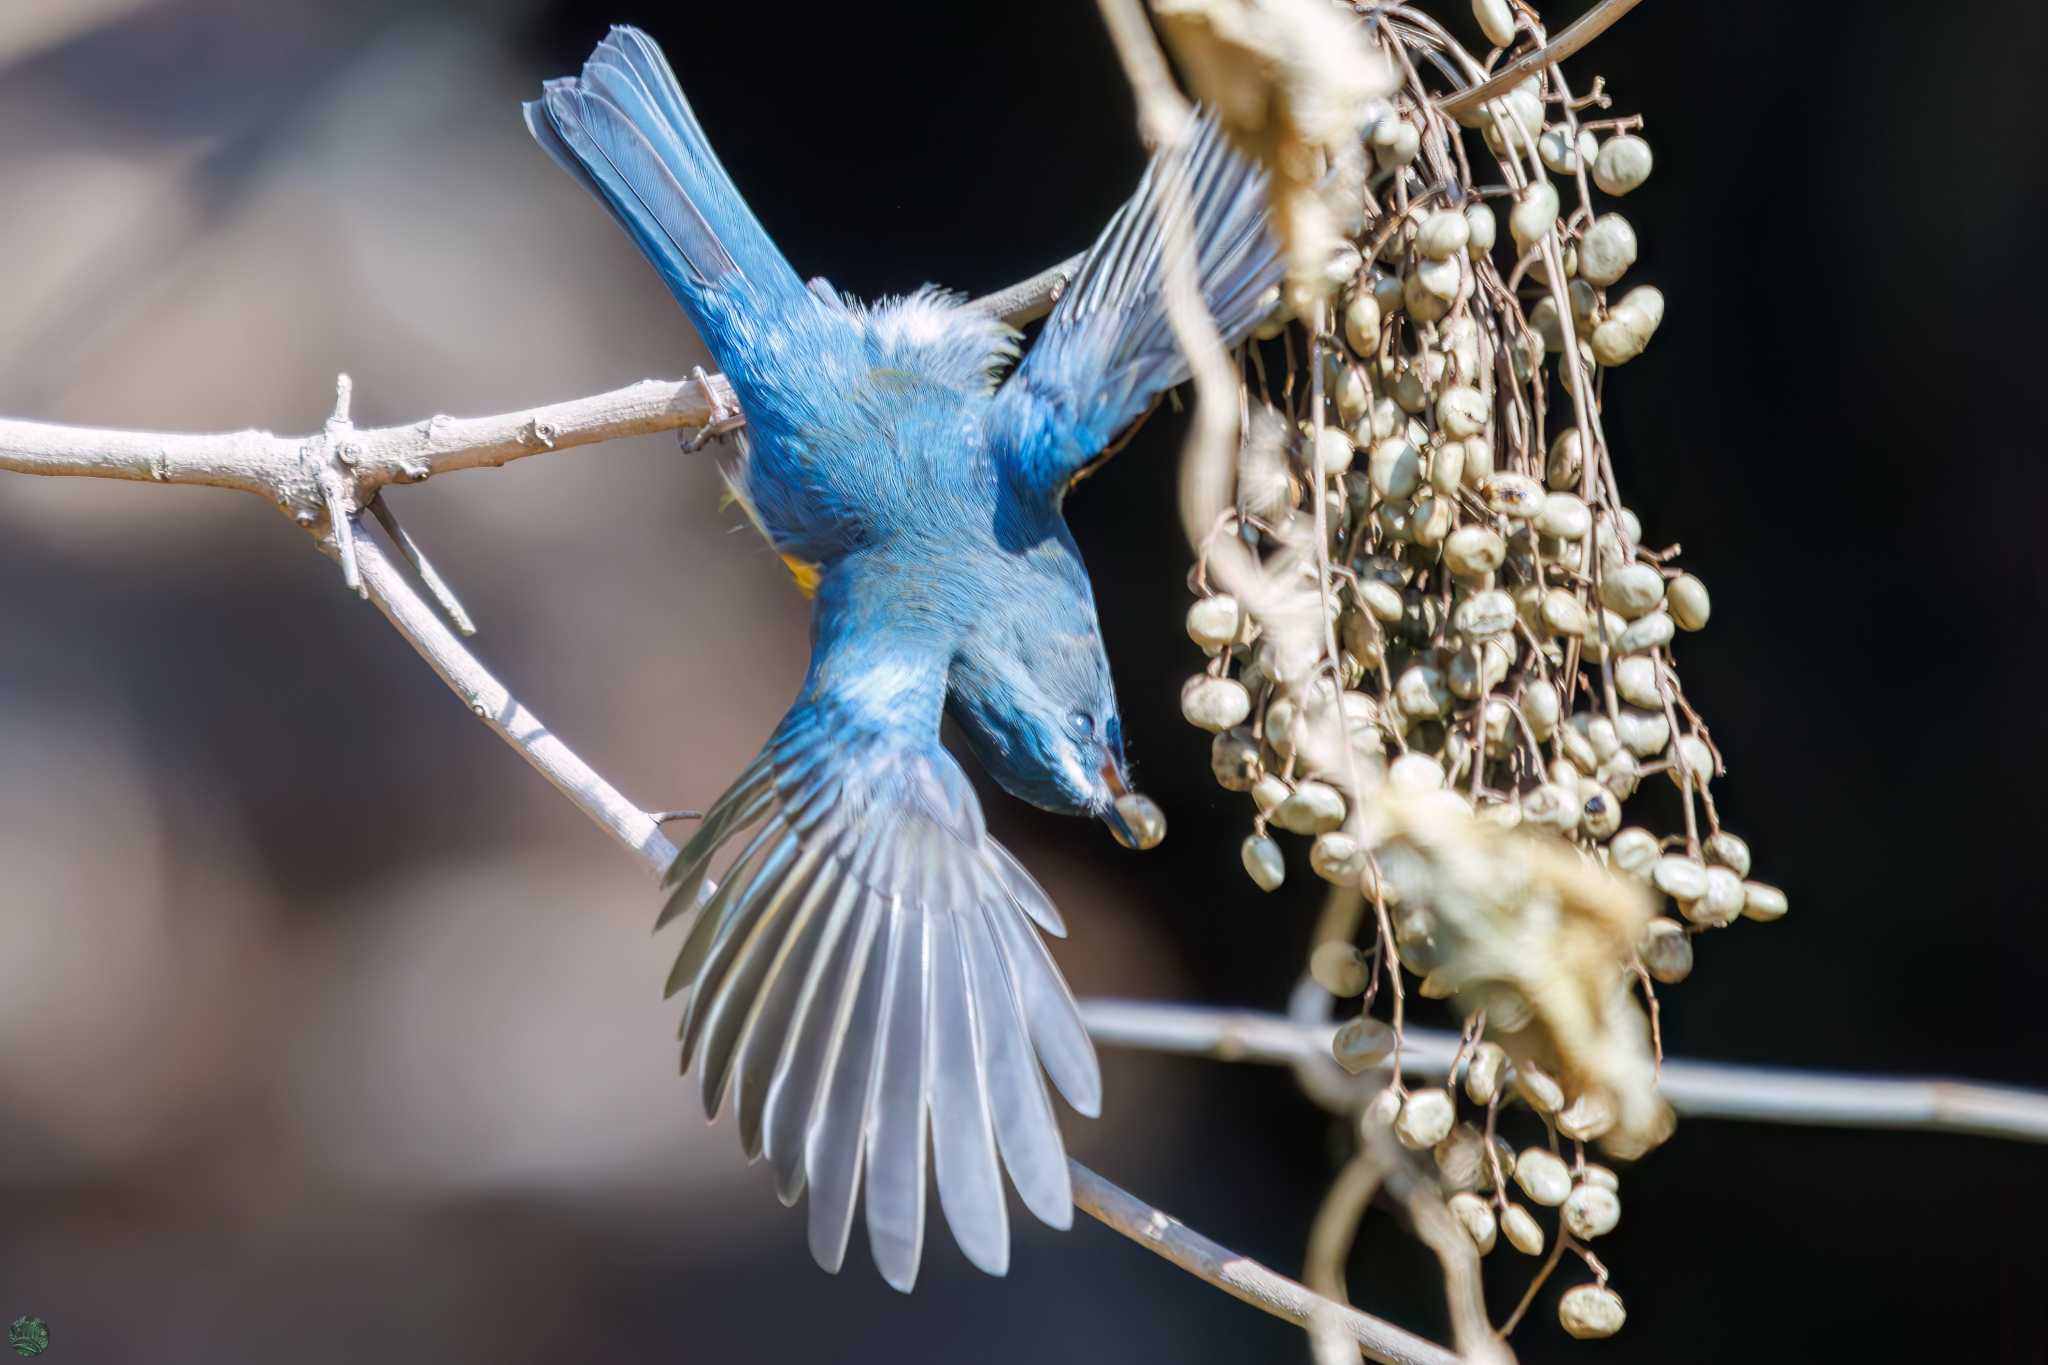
863 903 931 1290
929 910 1010 1273
985 111 1283 503
660 645 1100 1288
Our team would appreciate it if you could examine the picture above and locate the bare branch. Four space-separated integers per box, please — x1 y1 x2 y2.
0 375 738 514
345 527 679 873
1071 1159 1461 1365
970 252 1086 326
0 266 1067 581
1077 998 2048 1143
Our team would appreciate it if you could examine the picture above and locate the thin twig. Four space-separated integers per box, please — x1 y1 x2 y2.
1364 1124 1511 1365
1302 1149 1394 1365
367 495 478 637
1076 999 2048 1143
1435 0 1647 119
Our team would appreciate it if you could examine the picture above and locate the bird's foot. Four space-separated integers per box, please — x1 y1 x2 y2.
679 367 740 452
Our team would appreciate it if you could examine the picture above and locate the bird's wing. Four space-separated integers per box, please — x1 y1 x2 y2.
659 649 1097 1292
984 112 1283 504
525 27 840 404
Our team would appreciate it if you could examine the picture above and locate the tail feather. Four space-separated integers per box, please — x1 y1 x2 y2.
525 25 812 369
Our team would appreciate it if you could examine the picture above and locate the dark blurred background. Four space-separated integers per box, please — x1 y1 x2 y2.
1 0 2043 1360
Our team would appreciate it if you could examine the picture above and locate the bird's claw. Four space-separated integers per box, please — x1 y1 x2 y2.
680 366 737 452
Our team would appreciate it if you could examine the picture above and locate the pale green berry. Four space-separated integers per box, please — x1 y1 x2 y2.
1311 831 1368 885
1741 881 1789 921
1311 940 1370 996
1343 290 1383 354
1501 1202 1544 1255
1465 202 1497 258
1509 180 1559 246
1618 609 1675 654
1472 0 1516 47
1273 780 1347 834
1210 729 1260 791
1536 491 1591 540
1514 1062 1565 1114
1480 472 1544 519
1332 1016 1394 1073
1443 524 1507 577
1579 213 1638 288
1448 1191 1497 1254
1464 1041 1508 1106
1112 793 1166 849
1514 1147 1572 1206
1641 917 1693 982
1652 854 1709 902
1436 385 1489 438
1593 133 1653 195
1395 1088 1456 1149
1599 563 1665 618
1669 572 1711 630
1610 827 1660 877
1557 1091 1616 1143
1435 1124 1490 1193
1559 1284 1626 1339
1186 594 1244 652
1182 675 1251 731
1418 208 1471 261
1242 833 1285 890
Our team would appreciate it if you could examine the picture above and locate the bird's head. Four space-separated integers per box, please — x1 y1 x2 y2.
947 568 1164 850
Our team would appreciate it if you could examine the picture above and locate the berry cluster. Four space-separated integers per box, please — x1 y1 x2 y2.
1171 0 1785 1340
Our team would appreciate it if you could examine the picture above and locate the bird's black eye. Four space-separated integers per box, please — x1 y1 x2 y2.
1066 710 1096 741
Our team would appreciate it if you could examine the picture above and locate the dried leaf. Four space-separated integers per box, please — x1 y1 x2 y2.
1364 790 1674 1155
1155 0 1394 311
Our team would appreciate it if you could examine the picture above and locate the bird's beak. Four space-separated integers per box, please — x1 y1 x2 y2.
1099 756 1166 850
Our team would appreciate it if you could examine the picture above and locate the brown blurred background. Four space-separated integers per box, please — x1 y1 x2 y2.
2 0 2045 1361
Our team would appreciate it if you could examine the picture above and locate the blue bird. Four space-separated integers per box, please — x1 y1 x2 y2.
527 26 1281 1290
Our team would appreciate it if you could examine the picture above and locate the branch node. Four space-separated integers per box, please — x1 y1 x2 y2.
524 416 559 450
331 373 354 425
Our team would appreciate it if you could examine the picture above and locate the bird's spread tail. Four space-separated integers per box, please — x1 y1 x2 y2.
524 26 811 368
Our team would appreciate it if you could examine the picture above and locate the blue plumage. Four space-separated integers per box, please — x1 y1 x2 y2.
529 26 1281 1291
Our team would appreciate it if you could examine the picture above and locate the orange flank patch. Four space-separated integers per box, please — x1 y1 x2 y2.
780 553 824 598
